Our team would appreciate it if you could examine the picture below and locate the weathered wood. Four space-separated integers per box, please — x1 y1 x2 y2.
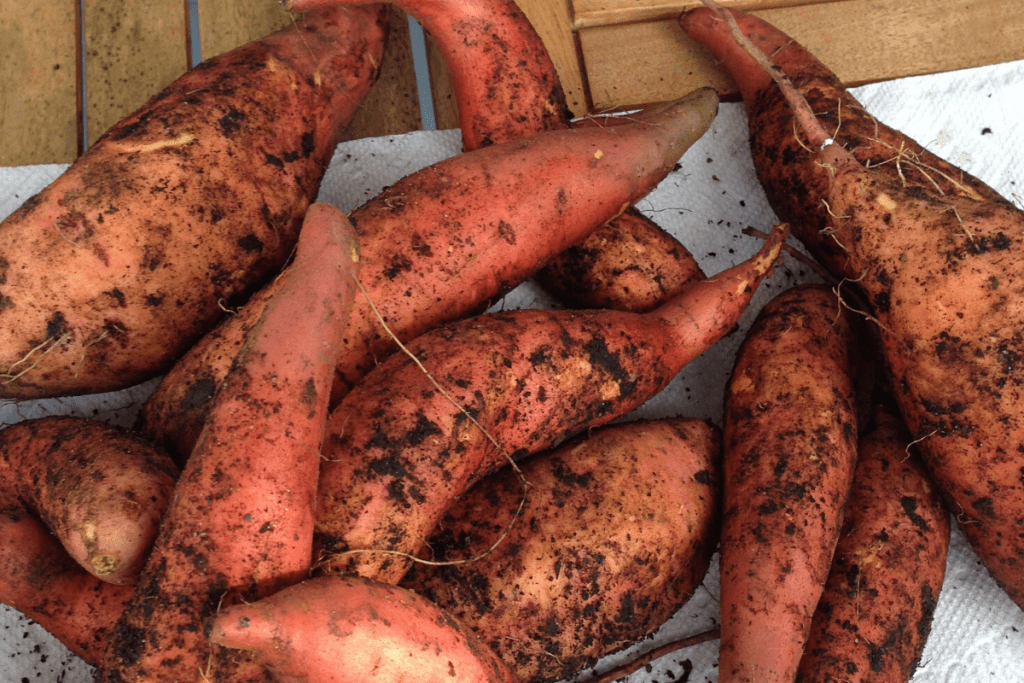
346 6 424 139
82 0 188 147
197 0 293 61
579 0 1024 112
570 0 840 29
425 33 458 131
0 0 79 165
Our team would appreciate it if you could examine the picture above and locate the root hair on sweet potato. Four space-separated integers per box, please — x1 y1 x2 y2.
311 274 532 573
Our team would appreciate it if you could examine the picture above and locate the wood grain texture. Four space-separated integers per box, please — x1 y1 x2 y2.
425 32 459 131
197 0 293 61
571 0 839 28
580 0 1024 112
0 0 79 165
345 6 423 140
83 0 188 147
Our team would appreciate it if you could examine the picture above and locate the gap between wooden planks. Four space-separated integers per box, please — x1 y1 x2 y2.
1 0 422 166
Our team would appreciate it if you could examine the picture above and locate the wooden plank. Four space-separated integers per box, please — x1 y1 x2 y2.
580 0 1024 112
0 0 79 165
425 33 459 132
571 0 840 29
83 0 189 147
345 7 424 139
197 0 292 61
517 0 588 118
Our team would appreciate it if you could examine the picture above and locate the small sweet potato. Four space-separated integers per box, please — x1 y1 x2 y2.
719 284 858 683
209 575 519 683
137 87 721 464
402 417 721 683
796 405 950 683
98 205 361 683
0 416 177 664
682 5 1024 608
313 223 786 584
0 5 386 399
0 416 177 585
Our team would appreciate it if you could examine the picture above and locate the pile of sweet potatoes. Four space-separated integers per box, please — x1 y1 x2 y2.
3 1 1024 682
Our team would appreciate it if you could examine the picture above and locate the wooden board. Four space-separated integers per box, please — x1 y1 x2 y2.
570 0 837 28
0 0 79 165
1 0 422 166
576 0 1024 111
83 0 189 147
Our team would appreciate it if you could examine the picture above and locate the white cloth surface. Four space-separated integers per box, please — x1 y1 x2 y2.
3 58 1024 683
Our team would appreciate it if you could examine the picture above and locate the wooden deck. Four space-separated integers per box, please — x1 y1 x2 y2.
3 0 1024 166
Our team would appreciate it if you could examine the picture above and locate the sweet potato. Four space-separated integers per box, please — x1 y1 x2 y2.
718 284 858 683
796 405 950 683
0 415 178 585
286 0 706 314
401 417 721 683
97 205 361 683
0 5 386 399
1 511 134 666
313 223 787 583
209 575 519 683
682 5 1024 608
0 416 177 664
136 87 721 464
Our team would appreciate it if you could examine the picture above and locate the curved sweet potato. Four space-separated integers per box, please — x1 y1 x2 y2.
719 284 858 683
287 0 706 314
209 575 519 683
0 5 386 399
402 417 721 683
0 416 176 664
0 416 177 586
682 5 1024 609
313 224 786 583
797 406 950 683
98 205 361 683
137 88 721 464
0 512 134 666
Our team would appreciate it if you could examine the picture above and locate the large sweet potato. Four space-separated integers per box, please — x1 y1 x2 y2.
0 5 386 399
313 224 786 583
682 5 1024 609
402 417 721 683
719 284 858 683
137 88 721 464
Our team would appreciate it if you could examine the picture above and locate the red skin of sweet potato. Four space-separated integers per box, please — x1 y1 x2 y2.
796 407 950 683
97 205 361 683
136 87 721 465
209 575 519 683
0 416 177 664
401 417 721 683
312 224 786 584
719 284 858 683
681 6 1024 609
286 0 706 313
0 5 385 399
